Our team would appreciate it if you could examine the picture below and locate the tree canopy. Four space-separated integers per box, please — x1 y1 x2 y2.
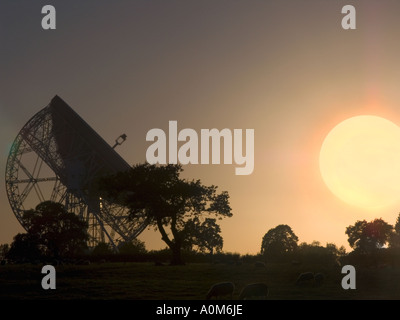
118 239 147 255
92 242 114 256
345 218 393 253
7 201 89 261
260 224 298 257
97 164 232 264
183 217 224 254
389 214 400 248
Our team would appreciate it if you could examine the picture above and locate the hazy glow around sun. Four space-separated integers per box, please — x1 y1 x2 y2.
319 115 400 210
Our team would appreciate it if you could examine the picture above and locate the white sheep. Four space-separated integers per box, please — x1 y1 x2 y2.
206 282 235 300
239 283 269 300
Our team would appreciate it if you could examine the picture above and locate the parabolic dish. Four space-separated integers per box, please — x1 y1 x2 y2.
5 95 147 249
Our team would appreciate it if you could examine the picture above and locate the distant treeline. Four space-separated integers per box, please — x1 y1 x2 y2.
83 246 400 268
4 240 400 268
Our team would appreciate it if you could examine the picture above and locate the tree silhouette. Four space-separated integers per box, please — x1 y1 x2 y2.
7 201 89 261
92 242 113 256
183 217 223 255
118 239 147 255
0 244 9 259
261 224 298 257
389 214 400 248
325 242 347 257
296 241 346 265
7 233 42 262
97 164 232 265
345 218 393 253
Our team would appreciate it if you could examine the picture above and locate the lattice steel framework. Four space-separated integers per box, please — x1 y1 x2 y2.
5 95 148 250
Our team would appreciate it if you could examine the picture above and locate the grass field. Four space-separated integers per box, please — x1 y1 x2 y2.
0 261 399 300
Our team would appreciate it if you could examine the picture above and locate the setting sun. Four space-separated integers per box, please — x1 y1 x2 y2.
319 115 400 210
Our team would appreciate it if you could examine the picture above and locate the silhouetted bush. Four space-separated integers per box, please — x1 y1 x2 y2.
340 247 400 268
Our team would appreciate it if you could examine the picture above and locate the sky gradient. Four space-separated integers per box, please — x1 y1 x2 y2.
2 0 400 254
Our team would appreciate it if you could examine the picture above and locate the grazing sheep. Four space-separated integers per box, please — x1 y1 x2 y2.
314 272 325 286
239 283 269 300
206 282 235 300
295 272 314 286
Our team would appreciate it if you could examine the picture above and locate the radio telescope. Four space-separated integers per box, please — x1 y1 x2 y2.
5 95 148 250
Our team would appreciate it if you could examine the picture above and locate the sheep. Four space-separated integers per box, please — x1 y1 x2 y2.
314 272 325 286
239 283 269 300
206 282 235 300
295 272 314 286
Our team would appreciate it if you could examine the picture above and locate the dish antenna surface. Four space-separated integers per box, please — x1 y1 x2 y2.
5 95 147 249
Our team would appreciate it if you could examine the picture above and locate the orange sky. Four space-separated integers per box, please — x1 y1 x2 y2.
2 1 400 255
